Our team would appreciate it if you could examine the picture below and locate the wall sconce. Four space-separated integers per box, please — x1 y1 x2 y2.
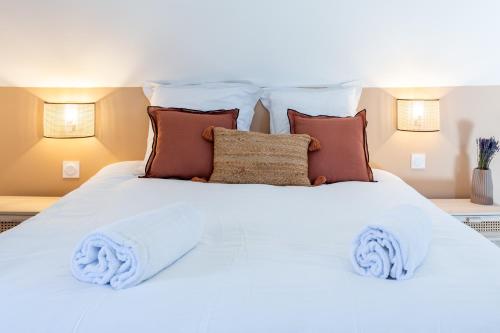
43 103 95 138
397 99 440 132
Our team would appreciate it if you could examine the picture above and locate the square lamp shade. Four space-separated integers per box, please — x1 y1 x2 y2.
43 103 95 138
397 99 440 132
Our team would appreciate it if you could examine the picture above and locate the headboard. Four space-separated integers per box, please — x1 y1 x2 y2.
249 101 270 134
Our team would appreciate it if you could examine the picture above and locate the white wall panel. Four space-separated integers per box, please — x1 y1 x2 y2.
0 0 498 87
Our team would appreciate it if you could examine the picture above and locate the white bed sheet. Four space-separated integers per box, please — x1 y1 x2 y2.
1 161 500 333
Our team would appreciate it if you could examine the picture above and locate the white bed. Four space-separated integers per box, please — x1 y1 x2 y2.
1 161 500 333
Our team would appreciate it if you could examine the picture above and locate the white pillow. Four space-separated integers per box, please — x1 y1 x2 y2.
139 81 261 173
260 82 362 134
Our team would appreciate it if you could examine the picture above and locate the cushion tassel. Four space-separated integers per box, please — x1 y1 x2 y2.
313 175 327 186
202 126 215 142
308 137 321 152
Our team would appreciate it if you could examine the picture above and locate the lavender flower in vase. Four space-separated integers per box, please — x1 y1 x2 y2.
471 137 500 205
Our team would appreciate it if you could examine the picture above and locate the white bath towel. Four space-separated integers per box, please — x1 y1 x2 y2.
71 203 204 289
352 205 431 280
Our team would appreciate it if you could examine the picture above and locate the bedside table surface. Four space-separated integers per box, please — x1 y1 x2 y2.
431 198 500 216
0 196 60 215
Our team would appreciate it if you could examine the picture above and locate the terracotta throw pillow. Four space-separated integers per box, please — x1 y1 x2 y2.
288 109 374 183
204 127 321 186
144 107 239 179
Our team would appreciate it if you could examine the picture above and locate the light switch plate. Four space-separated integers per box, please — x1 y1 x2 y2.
411 153 426 169
63 161 80 179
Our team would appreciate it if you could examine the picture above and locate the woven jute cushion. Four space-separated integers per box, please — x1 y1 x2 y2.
208 127 315 186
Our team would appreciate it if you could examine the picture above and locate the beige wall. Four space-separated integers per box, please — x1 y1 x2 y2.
0 88 149 196
0 86 499 200
360 87 500 199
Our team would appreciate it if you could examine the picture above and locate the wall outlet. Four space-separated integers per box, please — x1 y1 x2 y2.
63 161 80 179
411 153 426 169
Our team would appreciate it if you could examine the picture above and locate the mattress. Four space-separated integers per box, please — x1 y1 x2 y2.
1 161 499 333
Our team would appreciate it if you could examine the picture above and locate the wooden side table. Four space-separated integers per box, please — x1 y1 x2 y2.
431 198 500 247
0 196 60 232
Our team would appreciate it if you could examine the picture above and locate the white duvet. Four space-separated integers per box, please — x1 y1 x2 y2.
1 162 500 333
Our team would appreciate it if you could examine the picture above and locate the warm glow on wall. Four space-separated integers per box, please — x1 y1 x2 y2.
397 99 440 132
43 103 95 138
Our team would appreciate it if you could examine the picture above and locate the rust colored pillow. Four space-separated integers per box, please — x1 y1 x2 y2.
205 127 320 186
288 109 373 183
144 107 238 179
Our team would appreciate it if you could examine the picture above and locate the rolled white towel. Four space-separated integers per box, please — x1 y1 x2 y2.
71 203 204 289
351 205 431 280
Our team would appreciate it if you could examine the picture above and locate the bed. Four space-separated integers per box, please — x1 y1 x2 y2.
1 161 499 332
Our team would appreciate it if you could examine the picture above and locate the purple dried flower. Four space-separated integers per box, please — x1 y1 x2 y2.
476 137 500 170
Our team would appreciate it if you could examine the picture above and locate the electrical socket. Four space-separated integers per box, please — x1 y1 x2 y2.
62 161 80 179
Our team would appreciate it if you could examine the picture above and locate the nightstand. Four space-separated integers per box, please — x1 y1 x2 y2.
431 199 500 247
0 196 60 233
